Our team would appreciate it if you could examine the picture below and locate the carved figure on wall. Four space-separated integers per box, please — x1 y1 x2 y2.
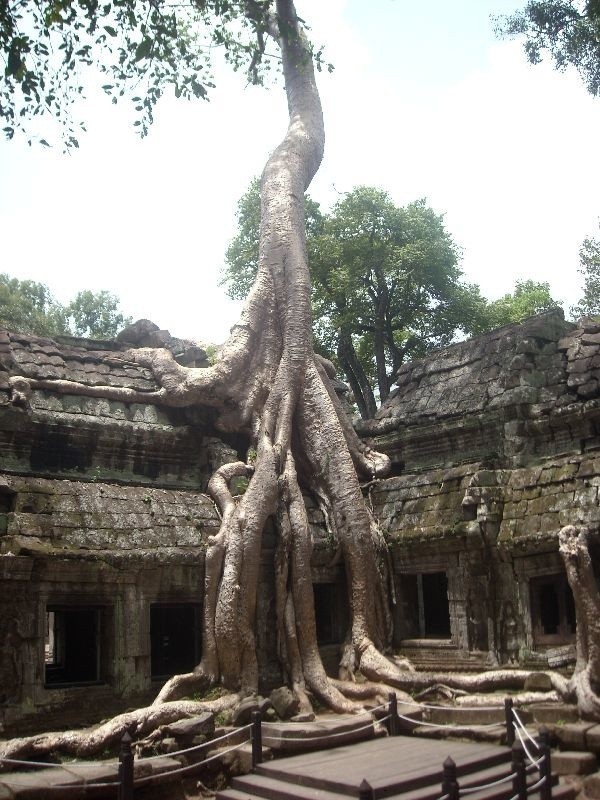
501 600 519 665
0 617 24 705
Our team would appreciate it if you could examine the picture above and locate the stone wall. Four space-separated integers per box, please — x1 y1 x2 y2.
0 326 250 733
367 309 600 671
368 310 600 472
2 310 600 732
0 327 235 488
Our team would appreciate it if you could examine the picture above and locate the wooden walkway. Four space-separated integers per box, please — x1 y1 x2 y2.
218 736 576 800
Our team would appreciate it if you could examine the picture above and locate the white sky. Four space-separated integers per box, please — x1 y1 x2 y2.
1 0 599 343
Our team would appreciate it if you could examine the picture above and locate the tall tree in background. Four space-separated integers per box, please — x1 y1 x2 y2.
480 279 561 329
225 183 486 418
0 274 131 338
66 289 132 338
571 227 600 317
497 1 600 97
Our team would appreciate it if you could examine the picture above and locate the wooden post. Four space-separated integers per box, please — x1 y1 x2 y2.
251 710 262 770
504 697 515 747
118 731 134 800
359 778 374 800
387 692 398 737
538 726 552 800
511 741 527 800
441 756 459 800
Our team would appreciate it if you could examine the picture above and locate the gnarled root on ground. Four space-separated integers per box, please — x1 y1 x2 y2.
0 695 239 765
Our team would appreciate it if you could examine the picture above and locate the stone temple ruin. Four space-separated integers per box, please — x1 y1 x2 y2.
1 307 599 736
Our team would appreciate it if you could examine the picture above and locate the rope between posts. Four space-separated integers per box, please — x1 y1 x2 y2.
133 738 250 786
436 794 451 800
526 755 544 771
459 771 517 793
262 717 388 744
55 779 121 789
137 723 252 761
0 756 113 769
294 702 388 722
516 724 538 766
528 775 547 792
397 714 499 730
0 777 121 791
512 709 540 750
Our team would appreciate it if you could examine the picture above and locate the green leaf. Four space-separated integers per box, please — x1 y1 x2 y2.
6 44 22 77
39 139 50 146
104 25 117 37
135 37 153 61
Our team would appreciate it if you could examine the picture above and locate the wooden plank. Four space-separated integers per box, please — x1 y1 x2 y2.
256 736 511 795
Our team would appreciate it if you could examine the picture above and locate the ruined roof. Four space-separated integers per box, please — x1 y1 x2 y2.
374 308 600 426
0 319 208 396
0 322 223 490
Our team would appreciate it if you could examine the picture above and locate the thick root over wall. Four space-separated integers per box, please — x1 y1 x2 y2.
3 1 600 764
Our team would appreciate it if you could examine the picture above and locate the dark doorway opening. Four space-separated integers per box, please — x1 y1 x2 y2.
401 572 451 639
531 574 576 646
422 573 451 637
313 584 336 645
150 604 201 680
45 606 102 686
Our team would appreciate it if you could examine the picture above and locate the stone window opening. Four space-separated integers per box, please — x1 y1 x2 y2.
45 606 103 687
530 574 576 647
150 603 202 681
313 584 336 645
401 572 452 640
0 488 16 535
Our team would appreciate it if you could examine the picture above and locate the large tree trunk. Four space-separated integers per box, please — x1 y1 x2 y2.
337 327 378 419
559 525 600 719
5 0 406 734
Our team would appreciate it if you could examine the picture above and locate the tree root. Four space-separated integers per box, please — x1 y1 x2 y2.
0 695 239 764
455 691 560 707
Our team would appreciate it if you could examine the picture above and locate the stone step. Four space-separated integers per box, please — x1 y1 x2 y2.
425 705 509 725
258 714 382 753
552 750 598 775
230 774 351 800
529 703 579 725
412 722 506 745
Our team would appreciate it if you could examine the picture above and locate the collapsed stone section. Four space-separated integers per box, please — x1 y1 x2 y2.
367 309 600 472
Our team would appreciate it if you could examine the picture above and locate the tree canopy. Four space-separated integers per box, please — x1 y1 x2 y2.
478 279 562 330
223 182 565 418
571 226 600 317
497 1 600 97
0 0 329 145
0 273 131 337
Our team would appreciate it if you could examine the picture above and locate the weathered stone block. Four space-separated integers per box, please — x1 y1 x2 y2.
583 772 600 799
554 723 597 750
552 750 597 775
269 686 299 720
163 713 215 740
524 672 553 691
578 380 600 398
584 725 600 754
530 703 578 724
